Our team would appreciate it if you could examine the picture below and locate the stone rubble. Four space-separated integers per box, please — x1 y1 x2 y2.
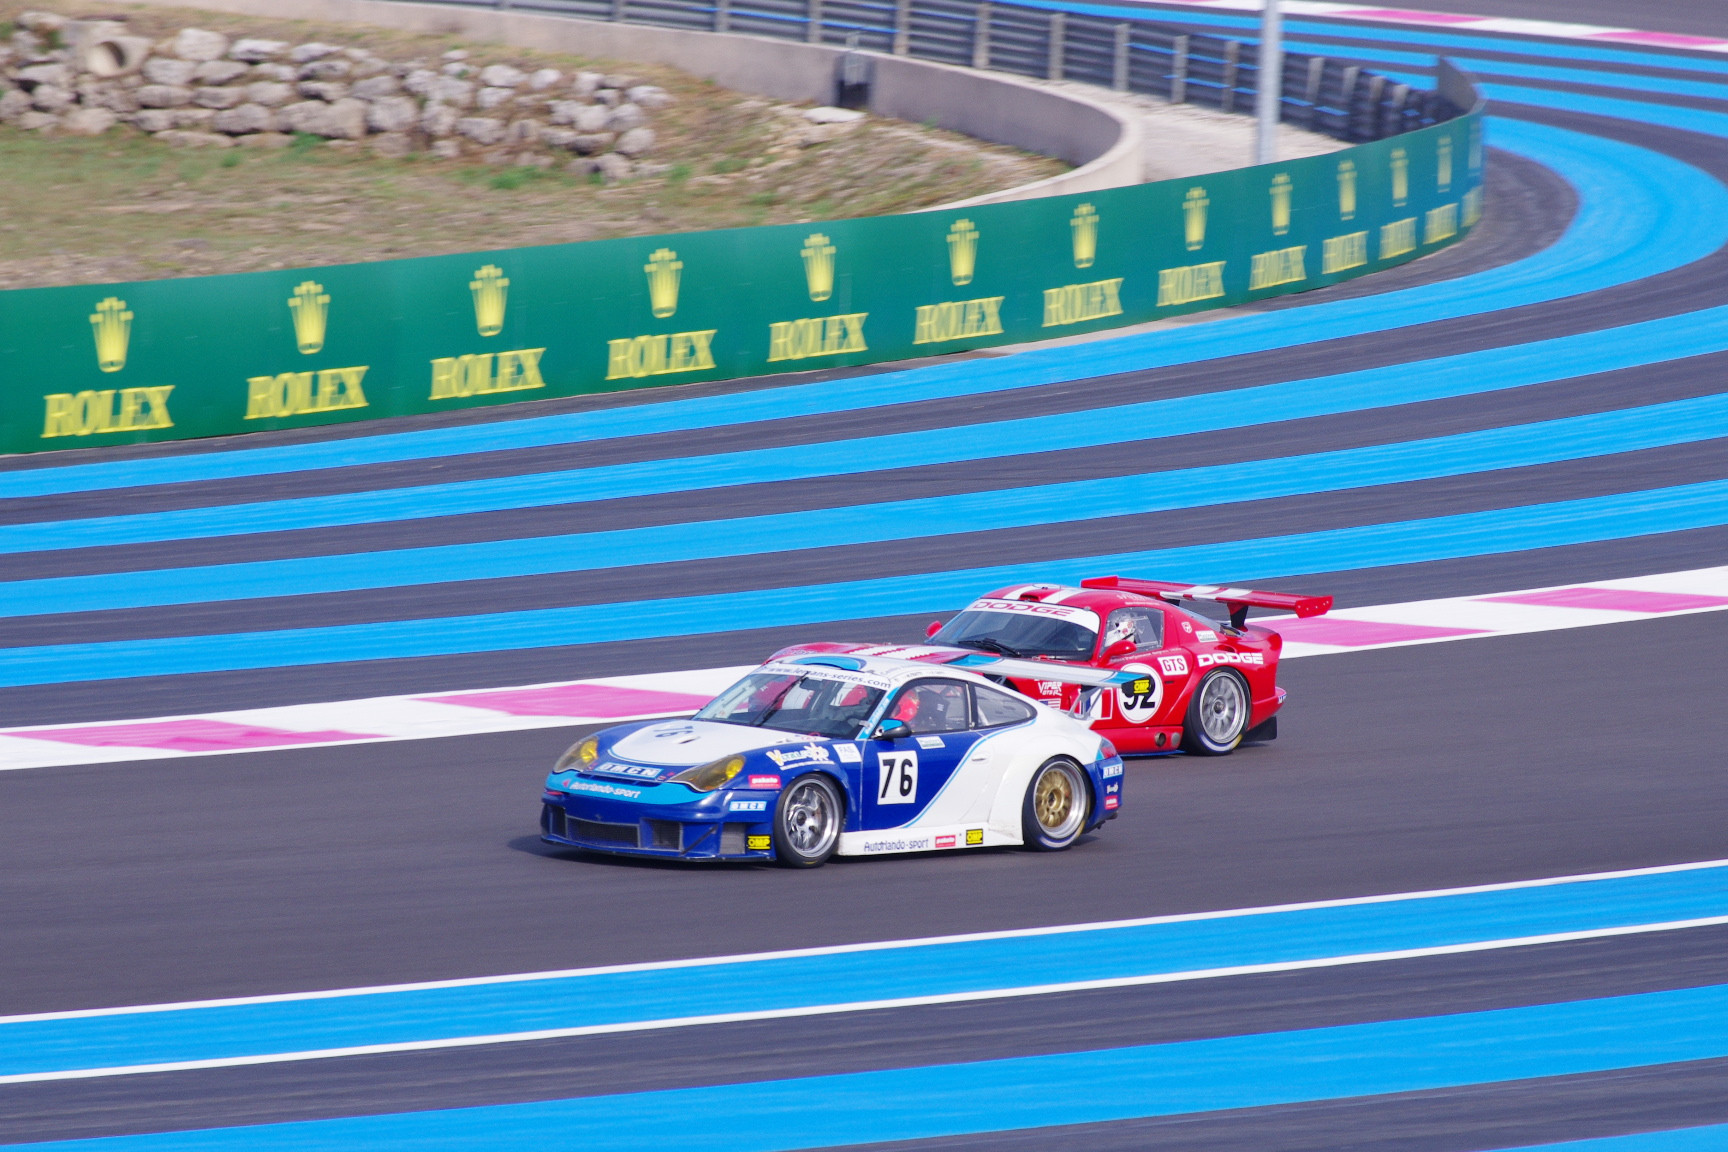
0 12 678 177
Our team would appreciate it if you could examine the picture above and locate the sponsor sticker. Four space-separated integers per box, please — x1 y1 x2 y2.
1104 795 1120 810
1036 680 1064 697
766 743 834 769
965 828 985 846
935 834 957 849
1197 651 1266 667
568 780 643 799
1158 654 1189 676
1102 762 1123 778
593 761 663 779
1117 663 1163 725
748 774 783 789
915 735 945 750
1197 630 1218 642
971 598 1101 630
835 744 863 764
861 835 930 854
1105 782 1119 794
729 800 767 812
1181 620 1193 634
746 834 772 850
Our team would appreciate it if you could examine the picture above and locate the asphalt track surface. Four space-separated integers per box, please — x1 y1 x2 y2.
5 4 1728 1150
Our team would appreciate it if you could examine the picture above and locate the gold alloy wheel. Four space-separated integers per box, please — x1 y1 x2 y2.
1029 760 1088 844
1035 768 1075 831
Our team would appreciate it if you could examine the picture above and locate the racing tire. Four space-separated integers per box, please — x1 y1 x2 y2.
1181 669 1251 756
1021 758 1090 851
773 773 843 868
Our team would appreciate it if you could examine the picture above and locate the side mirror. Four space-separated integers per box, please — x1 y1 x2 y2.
1103 637 1136 661
874 718 911 740
925 620 943 639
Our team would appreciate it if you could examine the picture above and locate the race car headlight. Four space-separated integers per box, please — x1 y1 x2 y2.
554 736 600 774
670 755 745 792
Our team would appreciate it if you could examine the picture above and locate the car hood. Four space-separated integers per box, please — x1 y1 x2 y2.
608 719 824 767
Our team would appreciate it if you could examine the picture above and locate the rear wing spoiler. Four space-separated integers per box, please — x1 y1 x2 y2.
1081 577 1332 631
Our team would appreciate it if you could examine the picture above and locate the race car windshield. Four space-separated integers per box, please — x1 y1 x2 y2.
934 610 1097 661
694 671 887 739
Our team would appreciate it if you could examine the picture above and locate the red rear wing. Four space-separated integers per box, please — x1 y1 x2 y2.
1081 577 1332 629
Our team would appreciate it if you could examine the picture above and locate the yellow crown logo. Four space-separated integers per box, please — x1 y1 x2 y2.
1270 173 1292 236
801 233 836 303
288 281 330 355
946 219 978 287
89 296 132 373
1391 147 1409 207
470 264 510 337
1437 135 1454 191
645 248 682 319
1337 159 1358 221
1183 187 1209 251
1070 203 1098 269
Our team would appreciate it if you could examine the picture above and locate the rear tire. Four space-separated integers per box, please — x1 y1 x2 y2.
1182 669 1250 756
773 774 842 868
1021 758 1090 851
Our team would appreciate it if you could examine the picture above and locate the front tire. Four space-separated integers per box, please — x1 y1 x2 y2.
1182 669 1250 755
1021 758 1089 851
773 774 843 868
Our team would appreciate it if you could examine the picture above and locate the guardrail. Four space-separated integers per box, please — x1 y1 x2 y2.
430 0 1461 141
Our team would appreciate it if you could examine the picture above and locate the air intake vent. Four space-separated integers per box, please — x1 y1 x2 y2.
570 818 639 846
645 820 682 850
542 804 567 839
721 823 749 855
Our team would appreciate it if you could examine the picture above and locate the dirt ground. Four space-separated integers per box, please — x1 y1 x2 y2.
0 1 1066 289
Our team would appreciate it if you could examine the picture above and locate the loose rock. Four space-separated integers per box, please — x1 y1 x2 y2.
229 38 288 62
141 58 197 86
60 106 117 135
456 116 505 145
137 84 194 109
245 81 296 108
476 86 514 110
299 81 350 102
368 130 412 157
478 63 525 88
607 102 646 132
614 126 655 156
212 102 275 134
236 130 292 147
194 86 247 110
154 128 234 147
172 28 230 62
290 43 344 64
365 95 418 134
15 110 59 130
527 68 562 90
351 74 401 100
31 85 74 114
194 60 251 85
0 90 32 122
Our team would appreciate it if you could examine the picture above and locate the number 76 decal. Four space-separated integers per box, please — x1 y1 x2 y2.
877 751 919 804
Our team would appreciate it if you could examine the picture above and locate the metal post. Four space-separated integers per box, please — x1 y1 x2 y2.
972 1 991 70
1111 23 1129 92
1047 12 1065 81
1221 40 1239 114
892 0 911 56
1254 0 1281 164
807 0 822 43
610 0 624 22
715 0 730 33
1170 34 1188 103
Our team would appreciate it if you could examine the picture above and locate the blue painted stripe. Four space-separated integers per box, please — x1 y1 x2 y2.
11 279 1728 557
0 119 1708 500
1512 1125 1728 1151
3 475 1728 687
19 981 1728 1151
5 863 1727 1078
7 392 1726 618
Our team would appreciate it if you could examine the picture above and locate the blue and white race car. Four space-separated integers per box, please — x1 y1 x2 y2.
540 653 1133 867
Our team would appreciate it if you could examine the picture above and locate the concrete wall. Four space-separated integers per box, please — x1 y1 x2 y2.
118 0 1141 205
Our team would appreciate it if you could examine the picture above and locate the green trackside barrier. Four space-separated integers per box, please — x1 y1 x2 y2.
0 111 1481 454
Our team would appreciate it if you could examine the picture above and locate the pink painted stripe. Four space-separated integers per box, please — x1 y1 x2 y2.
18 719 383 752
1587 30 1728 48
1349 9 1484 24
422 683 712 718
1270 617 1488 647
1481 588 1728 613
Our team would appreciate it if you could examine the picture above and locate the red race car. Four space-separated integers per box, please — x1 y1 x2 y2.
772 577 1329 756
